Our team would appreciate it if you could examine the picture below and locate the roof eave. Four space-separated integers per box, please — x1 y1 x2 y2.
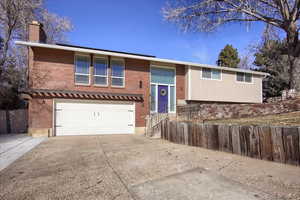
15 40 269 76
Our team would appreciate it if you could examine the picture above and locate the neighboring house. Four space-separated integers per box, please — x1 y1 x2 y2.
16 21 268 137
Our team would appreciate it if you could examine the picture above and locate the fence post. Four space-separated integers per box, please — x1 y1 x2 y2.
218 125 232 153
198 123 206 148
271 127 285 163
177 122 183 144
282 127 299 165
231 125 242 155
240 126 251 156
183 122 189 145
170 121 176 143
204 124 219 150
249 126 261 159
258 126 273 161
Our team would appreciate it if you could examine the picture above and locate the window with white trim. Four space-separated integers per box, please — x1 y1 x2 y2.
94 57 108 86
111 59 125 87
236 72 252 83
202 68 221 80
75 55 90 84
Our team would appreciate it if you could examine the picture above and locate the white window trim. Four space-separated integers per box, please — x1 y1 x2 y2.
74 54 90 85
93 56 108 87
111 58 125 88
200 68 222 81
150 84 157 112
236 72 253 84
150 65 176 114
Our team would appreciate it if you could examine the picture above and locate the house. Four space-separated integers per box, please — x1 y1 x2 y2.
16 21 268 137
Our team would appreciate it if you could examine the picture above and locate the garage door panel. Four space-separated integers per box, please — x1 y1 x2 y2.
55 101 135 136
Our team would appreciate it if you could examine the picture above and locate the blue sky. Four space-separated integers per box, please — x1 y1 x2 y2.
46 0 266 65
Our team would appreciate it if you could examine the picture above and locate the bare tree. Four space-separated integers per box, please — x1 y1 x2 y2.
163 0 300 91
0 0 40 70
0 0 72 73
0 0 72 109
38 10 73 44
238 54 252 69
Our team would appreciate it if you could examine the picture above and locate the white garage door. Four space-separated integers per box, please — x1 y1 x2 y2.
55 101 135 136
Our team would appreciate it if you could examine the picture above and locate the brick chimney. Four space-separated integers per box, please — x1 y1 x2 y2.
28 21 47 43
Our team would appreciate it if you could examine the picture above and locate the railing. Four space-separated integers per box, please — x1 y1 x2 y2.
145 113 169 138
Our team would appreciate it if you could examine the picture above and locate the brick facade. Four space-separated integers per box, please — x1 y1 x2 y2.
176 64 186 101
28 47 186 134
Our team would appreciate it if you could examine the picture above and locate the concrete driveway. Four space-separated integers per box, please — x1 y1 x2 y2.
0 134 46 171
0 135 299 200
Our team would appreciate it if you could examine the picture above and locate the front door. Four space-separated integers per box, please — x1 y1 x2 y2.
158 85 168 113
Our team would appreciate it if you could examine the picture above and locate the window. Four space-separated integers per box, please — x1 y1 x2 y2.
150 85 157 112
75 55 90 84
202 68 221 80
236 72 252 83
111 59 125 87
151 67 175 84
170 86 175 112
94 57 108 86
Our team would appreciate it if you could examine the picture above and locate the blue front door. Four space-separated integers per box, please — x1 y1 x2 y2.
158 85 168 113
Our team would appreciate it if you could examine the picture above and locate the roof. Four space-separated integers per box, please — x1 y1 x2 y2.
24 89 143 101
56 43 156 58
15 41 269 76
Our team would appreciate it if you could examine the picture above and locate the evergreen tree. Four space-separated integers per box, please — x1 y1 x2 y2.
254 40 290 98
217 45 240 68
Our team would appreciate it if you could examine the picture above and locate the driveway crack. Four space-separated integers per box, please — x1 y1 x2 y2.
96 137 138 200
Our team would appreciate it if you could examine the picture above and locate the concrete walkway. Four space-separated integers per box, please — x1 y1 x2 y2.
0 135 299 200
0 134 46 171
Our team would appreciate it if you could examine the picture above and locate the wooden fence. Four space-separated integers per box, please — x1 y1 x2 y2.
0 109 28 134
160 120 300 166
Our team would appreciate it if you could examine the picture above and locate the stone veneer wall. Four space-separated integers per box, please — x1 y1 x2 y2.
177 98 300 121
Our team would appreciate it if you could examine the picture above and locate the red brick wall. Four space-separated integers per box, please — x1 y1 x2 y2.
176 64 186 101
28 98 53 129
29 47 150 128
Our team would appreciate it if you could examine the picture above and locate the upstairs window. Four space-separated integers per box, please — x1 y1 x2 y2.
75 55 90 84
111 59 125 87
202 68 221 80
94 57 108 86
236 72 252 83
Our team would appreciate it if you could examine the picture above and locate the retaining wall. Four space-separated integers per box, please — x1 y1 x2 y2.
177 98 300 121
